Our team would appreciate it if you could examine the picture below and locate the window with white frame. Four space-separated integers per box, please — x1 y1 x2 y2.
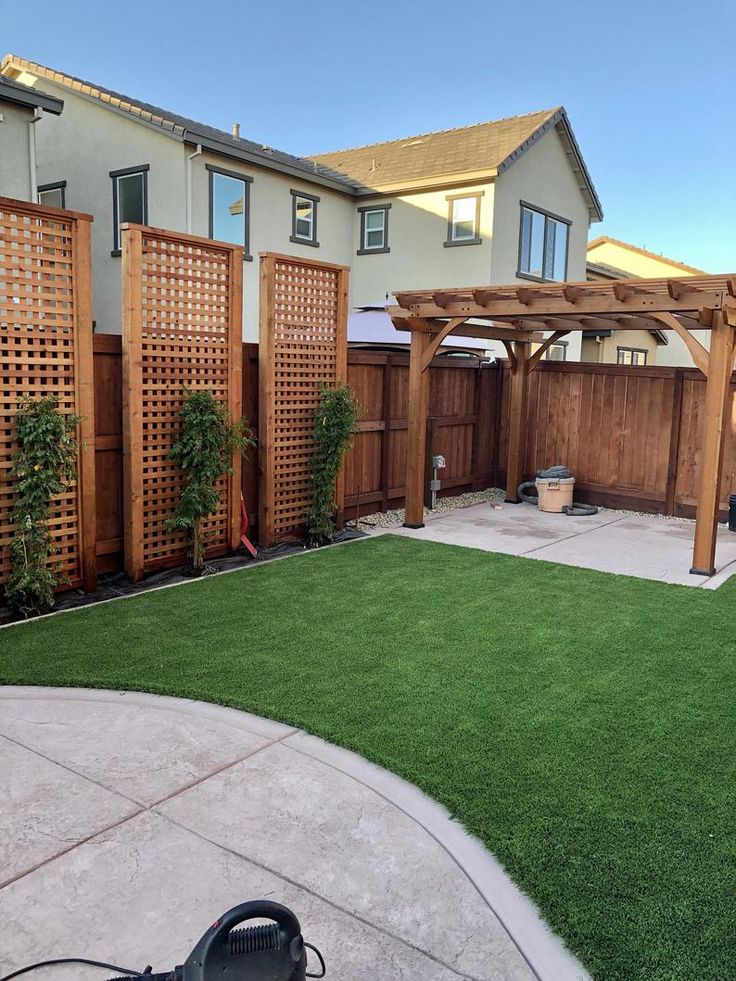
358 204 390 254
208 165 252 254
617 347 647 366
290 190 319 246
110 165 148 255
518 203 569 281
37 181 66 209
446 194 482 246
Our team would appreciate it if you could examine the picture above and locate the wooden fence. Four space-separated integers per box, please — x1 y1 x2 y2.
0 197 96 592
258 253 348 546
121 224 243 580
89 347 736 578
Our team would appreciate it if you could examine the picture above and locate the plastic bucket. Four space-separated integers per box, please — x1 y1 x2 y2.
535 476 575 513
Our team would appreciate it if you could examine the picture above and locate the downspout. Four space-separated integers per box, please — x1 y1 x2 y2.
185 143 203 233
28 107 43 201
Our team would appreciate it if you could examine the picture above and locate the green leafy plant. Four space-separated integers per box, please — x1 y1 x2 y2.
166 390 254 575
305 383 361 546
6 396 81 618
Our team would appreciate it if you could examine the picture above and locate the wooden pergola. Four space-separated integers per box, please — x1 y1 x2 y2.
388 273 736 575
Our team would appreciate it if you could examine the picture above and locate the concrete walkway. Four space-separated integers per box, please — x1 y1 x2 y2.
0 688 587 981
387 503 736 588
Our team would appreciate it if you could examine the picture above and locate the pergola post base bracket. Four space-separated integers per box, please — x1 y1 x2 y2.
403 522 425 529
689 567 715 577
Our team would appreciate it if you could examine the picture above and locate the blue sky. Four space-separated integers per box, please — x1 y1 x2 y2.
5 0 734 270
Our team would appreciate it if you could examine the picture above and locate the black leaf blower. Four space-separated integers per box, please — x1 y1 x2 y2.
106 901 325 980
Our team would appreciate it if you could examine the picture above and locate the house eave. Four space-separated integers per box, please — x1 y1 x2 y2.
184 132 355 196
351 169 498 197
0 78 63 115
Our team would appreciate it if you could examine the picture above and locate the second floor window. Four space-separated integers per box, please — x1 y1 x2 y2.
518 203 569 281
208 165 252 254
445 193 482 246
110 165 149 255
617 347 647 366
290 191 320 247
37 181 66 209
358 204 390 254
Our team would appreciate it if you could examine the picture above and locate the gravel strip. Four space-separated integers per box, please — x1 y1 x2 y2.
355 487 722 530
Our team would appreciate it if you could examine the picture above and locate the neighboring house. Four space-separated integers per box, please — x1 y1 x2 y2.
1 55 602 358
0 75 62 201
312 110 602 360
586 236 707 367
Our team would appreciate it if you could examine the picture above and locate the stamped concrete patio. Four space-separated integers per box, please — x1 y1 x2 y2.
388 501 736 588
0 687 586 981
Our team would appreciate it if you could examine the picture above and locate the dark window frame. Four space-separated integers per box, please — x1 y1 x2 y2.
544 339 569 362
516 200 571 282
206 163 253 260
357 203 391 255
444 191 483 248
616 346 648 366
110 164 149 256
37 180 67 209
290 189 320 247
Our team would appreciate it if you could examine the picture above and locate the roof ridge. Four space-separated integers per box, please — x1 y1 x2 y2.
587 235 706 275
309 107 562 159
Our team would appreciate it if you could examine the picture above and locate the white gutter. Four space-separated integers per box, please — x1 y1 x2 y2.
28 106 42 201
185 143 203 233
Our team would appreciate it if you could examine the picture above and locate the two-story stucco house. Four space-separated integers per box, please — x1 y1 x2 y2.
0 74 63 202
1 54 603 359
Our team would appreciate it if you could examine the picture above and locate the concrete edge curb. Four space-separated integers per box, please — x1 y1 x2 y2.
0 686 589 981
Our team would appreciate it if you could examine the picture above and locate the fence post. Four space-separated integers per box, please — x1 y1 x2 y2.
664 367 685 516
72 216 97 592
380 356 392 512
121 225 144 582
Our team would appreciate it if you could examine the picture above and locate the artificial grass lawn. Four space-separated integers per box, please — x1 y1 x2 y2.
3 535 736 980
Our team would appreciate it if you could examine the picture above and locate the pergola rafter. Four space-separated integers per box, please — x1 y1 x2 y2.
389 274 736 575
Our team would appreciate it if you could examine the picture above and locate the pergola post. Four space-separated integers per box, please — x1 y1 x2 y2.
505 341 529 503
691 310 734 575
405 328 431 527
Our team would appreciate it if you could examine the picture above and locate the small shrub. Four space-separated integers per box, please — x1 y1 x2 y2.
306 384 361 546
6 396 81 617
166 390 254 574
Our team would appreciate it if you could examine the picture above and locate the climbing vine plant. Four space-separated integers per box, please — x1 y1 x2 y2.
305 383 361 546
7 396 81 618
166 390 254 574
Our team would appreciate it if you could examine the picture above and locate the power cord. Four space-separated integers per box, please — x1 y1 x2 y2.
0 958 148 980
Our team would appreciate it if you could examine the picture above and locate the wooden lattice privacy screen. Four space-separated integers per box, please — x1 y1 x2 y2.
258 252 349 546
0 196 96 593
121 224 243 581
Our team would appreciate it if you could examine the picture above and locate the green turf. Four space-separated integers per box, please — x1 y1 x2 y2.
2 535 736 980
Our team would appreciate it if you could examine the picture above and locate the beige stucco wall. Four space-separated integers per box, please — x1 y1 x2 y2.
30 80 186 334
190 152 354 340
0 100 33 200
580 329 660 365
350 183 494 307
491 126 593 360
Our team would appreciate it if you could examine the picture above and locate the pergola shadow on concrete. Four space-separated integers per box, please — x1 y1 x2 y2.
389 274 736 575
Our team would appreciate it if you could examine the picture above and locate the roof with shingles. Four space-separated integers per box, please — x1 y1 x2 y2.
587 236 705 275
309 107 603 220
0 55 601 219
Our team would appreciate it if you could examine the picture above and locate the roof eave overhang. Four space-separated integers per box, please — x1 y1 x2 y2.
351 169 498 198
497 108 604 224
0 81 63 115
184 132 356 196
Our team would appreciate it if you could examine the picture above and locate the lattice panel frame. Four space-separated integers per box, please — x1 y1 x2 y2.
121 224 243 581
0 196 96 594
258 252 349 546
